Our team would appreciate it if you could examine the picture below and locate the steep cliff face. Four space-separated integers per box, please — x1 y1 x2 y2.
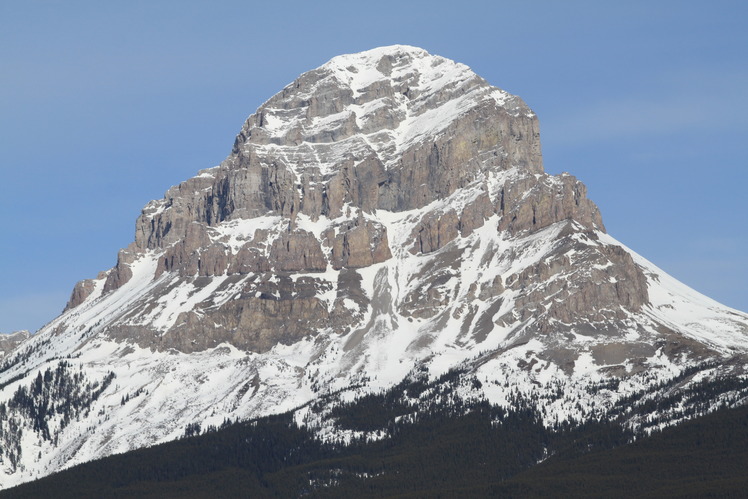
1 46 747 489
66 46 611 354
130 46 553 254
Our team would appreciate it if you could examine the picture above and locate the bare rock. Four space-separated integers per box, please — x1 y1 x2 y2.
411 210 459 254
65 279 97 311
379 100 543 211
323 155 387 218
70 46 655 360
227 245 271 274
501 230 649 332
497 173 604 235
270 230 327 272
330 219 392 269
478 276 505 301
103 249 135 293
458 191 494 237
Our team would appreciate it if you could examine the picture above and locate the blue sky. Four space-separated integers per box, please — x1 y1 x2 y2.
1 0 746 332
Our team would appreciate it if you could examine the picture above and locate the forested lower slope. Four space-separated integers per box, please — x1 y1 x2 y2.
4 375 747 498
497 403 748 498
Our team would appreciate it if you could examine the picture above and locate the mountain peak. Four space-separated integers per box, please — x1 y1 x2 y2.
324 44 431 67
321 44 465 92
2 47 747 489
234 45 533 180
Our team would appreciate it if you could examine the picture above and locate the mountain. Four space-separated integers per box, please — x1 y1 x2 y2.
4 381 748 497
1 45 747 489
0 332 29 360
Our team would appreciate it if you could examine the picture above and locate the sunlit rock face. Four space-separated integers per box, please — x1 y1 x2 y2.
2 46 747 490
73 45 610 354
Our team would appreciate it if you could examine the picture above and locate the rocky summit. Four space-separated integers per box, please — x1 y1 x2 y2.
1 45 747 488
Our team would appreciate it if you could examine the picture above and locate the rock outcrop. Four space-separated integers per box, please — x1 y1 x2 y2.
3 46 748 490
0 331 29 359
59 45 645 354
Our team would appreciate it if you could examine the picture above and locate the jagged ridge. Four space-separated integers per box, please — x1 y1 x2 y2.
67 45 606 354
1 45 747 489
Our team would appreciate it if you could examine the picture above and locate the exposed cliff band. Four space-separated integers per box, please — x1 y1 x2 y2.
62 46 643 355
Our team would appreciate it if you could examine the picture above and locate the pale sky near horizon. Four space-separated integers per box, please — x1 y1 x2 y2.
1 0 747 333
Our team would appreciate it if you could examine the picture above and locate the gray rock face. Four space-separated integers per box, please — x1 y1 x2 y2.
329 218 392 269
270 230 327 272
65 45 648 355
0 331 29 359
127 47 545 256
65 279 97 311
5 47 748 489
497 173 603 235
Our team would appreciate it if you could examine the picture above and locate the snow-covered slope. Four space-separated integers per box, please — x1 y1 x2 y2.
1 45 747 488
